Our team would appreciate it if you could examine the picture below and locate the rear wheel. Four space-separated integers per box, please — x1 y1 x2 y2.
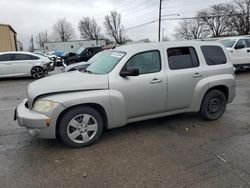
31 66 45 79
200 89 227 121
59 106 103 148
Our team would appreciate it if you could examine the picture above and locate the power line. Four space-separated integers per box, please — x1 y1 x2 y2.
126 20 159 31
121 1 160 17
92 0 159 20
125 12 249 32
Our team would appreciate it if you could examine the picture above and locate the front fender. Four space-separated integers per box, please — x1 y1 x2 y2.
43 90 127 129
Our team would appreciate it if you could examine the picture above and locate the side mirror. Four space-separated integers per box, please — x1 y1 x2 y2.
235 44 245 49
120 67 140 77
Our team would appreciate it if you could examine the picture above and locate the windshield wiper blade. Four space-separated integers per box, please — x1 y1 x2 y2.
85 70 92 74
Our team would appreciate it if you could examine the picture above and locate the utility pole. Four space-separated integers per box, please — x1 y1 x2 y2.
162 28 165 41
158 0 162 42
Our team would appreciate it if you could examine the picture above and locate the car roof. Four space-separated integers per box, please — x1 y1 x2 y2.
115 41 223 54
0 51 49 59
218 36 250 40
0 51 37 55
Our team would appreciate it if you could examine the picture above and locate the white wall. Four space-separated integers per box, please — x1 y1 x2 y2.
44 40 106 53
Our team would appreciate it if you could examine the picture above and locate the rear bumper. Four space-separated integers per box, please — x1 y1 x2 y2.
15 98 65 139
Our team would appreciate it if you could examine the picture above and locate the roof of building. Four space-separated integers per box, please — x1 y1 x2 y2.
0 24 17 34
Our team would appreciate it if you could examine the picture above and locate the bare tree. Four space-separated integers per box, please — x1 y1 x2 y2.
198 3 235 37
52 18 75 42
174 19 207 40
78 17 102 41
104 11 126 45
36 31 49 48
28 35 35 52
230 0 250 35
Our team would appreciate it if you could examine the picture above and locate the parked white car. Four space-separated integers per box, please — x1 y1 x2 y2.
219 36 250 68
0 52 54 79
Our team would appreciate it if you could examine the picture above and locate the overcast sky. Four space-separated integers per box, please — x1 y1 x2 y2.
0 0 231 50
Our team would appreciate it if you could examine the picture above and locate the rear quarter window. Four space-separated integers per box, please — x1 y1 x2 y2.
201 46 227 66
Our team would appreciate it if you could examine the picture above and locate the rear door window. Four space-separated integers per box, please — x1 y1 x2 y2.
0 54 13 61
167 47 199 70
13 54 39 61
201 46 227 66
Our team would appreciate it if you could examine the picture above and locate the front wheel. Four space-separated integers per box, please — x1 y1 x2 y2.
31 66 45 79
200 89 227 121
59 106 103 148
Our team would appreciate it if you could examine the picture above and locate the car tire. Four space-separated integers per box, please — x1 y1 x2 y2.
31 66 45 79
59 106 104 148
200 89 227 121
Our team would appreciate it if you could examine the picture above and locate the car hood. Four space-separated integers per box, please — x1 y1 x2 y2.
27 71 109 107
64 61 88 71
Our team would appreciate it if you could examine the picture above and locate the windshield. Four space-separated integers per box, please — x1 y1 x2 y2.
219 39 237 48
85 50 125 74
74 47 85 55
87 52 103 64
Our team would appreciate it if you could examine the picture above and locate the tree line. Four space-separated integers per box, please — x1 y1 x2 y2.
35 0 250 49
174 0 250 40
36 11 126 49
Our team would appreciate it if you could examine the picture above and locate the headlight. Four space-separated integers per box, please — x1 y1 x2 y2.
33 100 57 113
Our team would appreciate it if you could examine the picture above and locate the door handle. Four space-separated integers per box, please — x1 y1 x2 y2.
150 78 162 84
193 73 202 78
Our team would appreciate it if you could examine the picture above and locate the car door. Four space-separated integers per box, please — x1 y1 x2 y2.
243 38 250 64
232 39 249 65
109 50 167 119
0 53 15 75
12 54 38 75
165 46 206 111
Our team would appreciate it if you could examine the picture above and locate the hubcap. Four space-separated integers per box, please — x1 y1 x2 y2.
67 114 98 144
31 67 44 78
207 97 221 114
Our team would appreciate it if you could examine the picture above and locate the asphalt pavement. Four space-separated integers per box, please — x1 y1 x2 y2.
0 68 250 188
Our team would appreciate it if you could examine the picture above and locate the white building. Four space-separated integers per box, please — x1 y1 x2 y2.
44 39 106 53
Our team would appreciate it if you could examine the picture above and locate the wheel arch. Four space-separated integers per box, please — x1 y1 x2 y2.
198 85 229 112
56 103 108 138
206 85 229 102
30 65 44 77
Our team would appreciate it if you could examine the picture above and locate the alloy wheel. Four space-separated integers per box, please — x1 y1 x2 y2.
31 67 44 79
67 114 98 144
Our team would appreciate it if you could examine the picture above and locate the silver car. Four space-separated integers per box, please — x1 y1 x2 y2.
15 41 236 147
0 51 54 79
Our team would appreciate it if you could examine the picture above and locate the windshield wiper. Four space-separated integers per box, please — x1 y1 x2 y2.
84 70 92 74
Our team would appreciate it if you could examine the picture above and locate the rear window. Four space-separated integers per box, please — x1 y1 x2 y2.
201 46 227 66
